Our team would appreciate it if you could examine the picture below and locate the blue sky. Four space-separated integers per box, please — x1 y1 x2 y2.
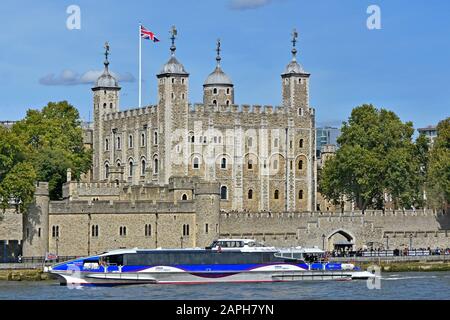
0 0 449 129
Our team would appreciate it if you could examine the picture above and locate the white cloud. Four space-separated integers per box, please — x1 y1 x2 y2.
39 69 135 86
229 0 272 10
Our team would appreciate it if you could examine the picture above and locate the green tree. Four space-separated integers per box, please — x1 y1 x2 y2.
426 118 450 210
0 162 36 212
12 101 91 199
319 104 422 212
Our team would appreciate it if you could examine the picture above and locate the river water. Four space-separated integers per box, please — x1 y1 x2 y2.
0 272 449 300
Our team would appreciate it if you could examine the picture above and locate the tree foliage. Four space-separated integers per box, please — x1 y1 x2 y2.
0 101 92 204
426 118 450 209
319 104 425 211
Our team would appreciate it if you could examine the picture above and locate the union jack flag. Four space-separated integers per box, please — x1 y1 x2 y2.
141 25 160 43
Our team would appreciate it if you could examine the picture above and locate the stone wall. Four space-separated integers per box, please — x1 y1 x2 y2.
0 209 22 241
219 210 450 250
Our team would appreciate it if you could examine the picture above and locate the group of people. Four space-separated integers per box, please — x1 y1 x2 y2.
327 247 450 258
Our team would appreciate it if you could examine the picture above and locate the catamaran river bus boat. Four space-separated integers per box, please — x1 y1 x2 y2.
46 239 375 286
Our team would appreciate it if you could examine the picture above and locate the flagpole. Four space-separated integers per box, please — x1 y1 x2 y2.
139 22 142 108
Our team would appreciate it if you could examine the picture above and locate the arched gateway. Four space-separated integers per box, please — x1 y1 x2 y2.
326 229 355 252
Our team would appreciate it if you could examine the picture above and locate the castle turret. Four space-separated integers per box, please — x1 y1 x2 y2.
203 39 234 107
157 26 190 184
281 30 315 213
22 182 49 258
281 29 310 113
92 42 121 181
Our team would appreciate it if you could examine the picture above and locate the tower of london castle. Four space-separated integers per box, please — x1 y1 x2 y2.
12 28 447 260
91 29 316 213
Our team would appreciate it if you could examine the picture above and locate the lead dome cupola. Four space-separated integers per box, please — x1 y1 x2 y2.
282 29 308 76
204 39 233 87
94 42 120 89
158 26 188 76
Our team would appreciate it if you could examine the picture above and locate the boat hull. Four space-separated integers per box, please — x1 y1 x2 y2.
50 269 374 287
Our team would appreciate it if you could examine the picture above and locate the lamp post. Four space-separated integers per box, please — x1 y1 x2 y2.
180 236 183 249
409 233 413 252
386 235 389 250
322 234 326 251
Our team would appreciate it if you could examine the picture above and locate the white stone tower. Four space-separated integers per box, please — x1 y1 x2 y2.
92 42 121 181
156 26 190 184
281 29 315 212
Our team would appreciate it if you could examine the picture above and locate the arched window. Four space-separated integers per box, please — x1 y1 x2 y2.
117 137 121 150
129 161 134 176
182 224 190 236
110 103 113 109
298 160 303 170
92 225 99 237
220 186 228 200
105 139 109 151
226 88 230 95
299 190 304 200
193 157 199 169
248 189 253 199
129 134 133 148
191 135 195 143
248 159 253 170
182 194 188 201
213 88 217 94
154 131 158 144
145 224 152 237
105 163 110 179
299 139 304 148
226 100 230 106
221 157 227 169
298 108 304 116
141 159 146 176
154 158 158 174
117 160 121 167
181 78 185 84
273 159 278 170
103 103 106 109
141 133 146 147
213 99 217 106
52 225 60 238
274 190 279 200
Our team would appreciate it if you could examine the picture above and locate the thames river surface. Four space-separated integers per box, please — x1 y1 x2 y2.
0 272 449 300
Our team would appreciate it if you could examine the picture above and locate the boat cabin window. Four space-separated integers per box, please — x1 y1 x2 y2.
303 253 324 263
102 254 124 266
83 259 100 270
217 241 244 248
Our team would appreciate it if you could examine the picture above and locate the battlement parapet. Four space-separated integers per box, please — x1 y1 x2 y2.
104 105 157 121
49 199 196 214
188 104 292 117
35 182 49 196
219 209 445 220
194 182 220 195
168 176 199 190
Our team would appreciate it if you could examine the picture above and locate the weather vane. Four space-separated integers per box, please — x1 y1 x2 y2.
291 29 298 48
216 38 221 65
291 29 298 59
170 26 177 55
104 41 110 66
